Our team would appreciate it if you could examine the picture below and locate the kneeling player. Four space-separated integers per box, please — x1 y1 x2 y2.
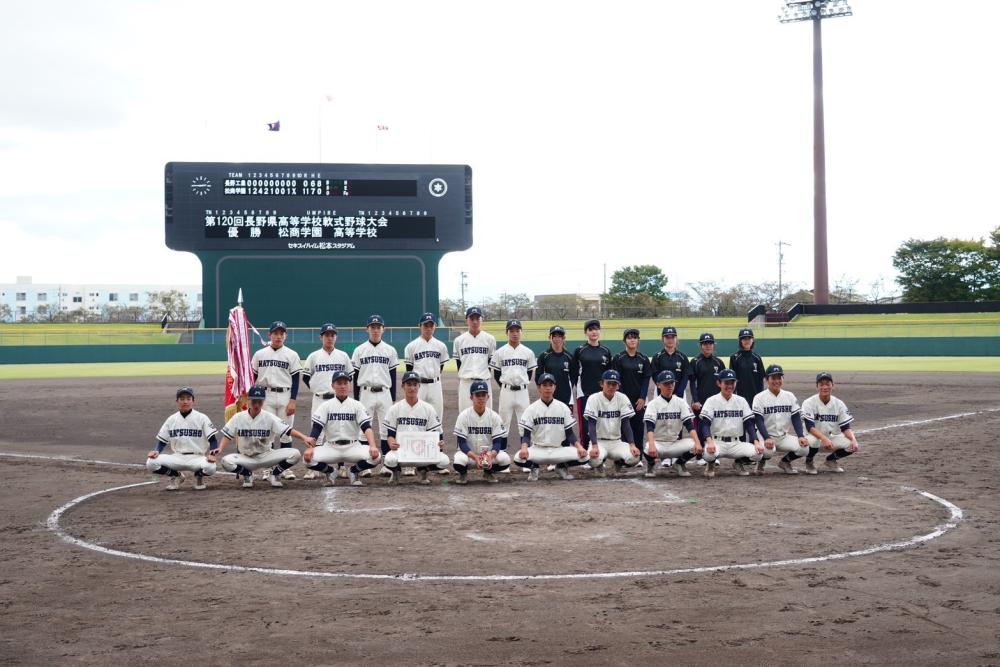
514 373 590 481
584 370 640 475
698 369 762 478
382 371 450 484
801 372 860 474
453 381 511 484
752 364 810 475
305 370 382 486
146 386 219 490
642 371 702 477
217 386 313 488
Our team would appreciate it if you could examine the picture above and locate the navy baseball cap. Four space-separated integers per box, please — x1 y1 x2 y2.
623 327 640 340
320 323 338 335
506 319 522 330
331 370 352 382
465 306 483 318
247 386 267 400
816 371 834 383
366 314 384 326
175 386 195 398
601 369 621 384
549 325 566 336
584 318 601 331
739 328 754 339
654 370 676 385
698 332 715 344
419 312 435 325
536 372 557 385
718 369 737 382
401 371 421 384
765 364 785 377
661 326 678 337
269 321 287 332
469 380 490 395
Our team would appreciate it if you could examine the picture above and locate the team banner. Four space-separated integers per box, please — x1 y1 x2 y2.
224 299 263 422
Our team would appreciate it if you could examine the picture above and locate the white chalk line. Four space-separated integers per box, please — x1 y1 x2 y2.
854 408 1000 435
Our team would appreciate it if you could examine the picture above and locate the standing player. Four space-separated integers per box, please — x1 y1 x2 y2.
452 381 511 484
690 332 726 415
583 370 640 475
697 369 762 478
730 328 765 408
536 325 578 406
490 319 537 452
453 306 497 413
251 321 302 480
217 386 313 488
514 373 591 481
612 327 652 466
752 364 810 475
351 314 399 474
302 322 352 479
146 387 219 490
304 370 381 486
642 371 702 477
381 371 449 484
801 372 860 474
572 319 613 451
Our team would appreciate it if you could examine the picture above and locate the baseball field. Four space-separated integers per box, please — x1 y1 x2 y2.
2 363 999 664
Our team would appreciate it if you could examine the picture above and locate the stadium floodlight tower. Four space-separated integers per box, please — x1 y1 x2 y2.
779 0 852 305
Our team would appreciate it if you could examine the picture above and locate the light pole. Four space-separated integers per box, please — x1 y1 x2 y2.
779 0 852 305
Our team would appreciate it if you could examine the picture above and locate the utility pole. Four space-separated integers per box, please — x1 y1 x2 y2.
776 240 791 303
460 271 468 311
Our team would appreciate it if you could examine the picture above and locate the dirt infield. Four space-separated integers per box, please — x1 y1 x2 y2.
2 371 1000 665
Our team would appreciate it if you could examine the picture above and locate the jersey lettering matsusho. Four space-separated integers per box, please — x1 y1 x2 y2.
519 398 577 447
156 410 218 455
404 336 450 380
221 410 292 457
643 394 695 442
490 343 537 386
453 407 507 453
312 396 372 442
351 340 400 389
801 394 854 437
383 399 443 436
252 344 302 389
752 389 802 437
453 331 497 380
304 348 351 393
700 393 753 438
583 391 636 441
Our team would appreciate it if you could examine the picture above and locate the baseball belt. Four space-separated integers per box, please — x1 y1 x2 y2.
333 439 353 445
268 387 287 393
504 384 524 391
317 392 335 400
366 386 384 392
716 436 742 442
419 378 438 384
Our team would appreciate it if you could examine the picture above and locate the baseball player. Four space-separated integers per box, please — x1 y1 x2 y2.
612 327 652 466
697 368 762 478
514 373 591 481
801 372 860 474
452 381 511 484
690 332 726 414
302 322 352 479
583 369 640 475
572 319 613 449
351 314 399 474
381 371 449 484
730 328 765 407
752 364 810 475
404 312 450 422
490 319 537 451
217 385 312 488
642 371 702 477
304 370 381 486
536 325 578 406
651 326 694 405
251 320 303 480
146 386 219 490
453 306 497 413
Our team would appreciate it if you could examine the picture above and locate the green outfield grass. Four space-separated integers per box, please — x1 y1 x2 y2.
0 323 180 345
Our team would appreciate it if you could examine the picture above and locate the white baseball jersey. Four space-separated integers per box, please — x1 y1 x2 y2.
453 406 507 454
383 398 442 436
643 394 694 442
251 344 302 389
490 343 537 386
453 331 496 380
404 335 449 380
801 394 854 437
221 409 291 457
155 410 218 455
584 391 636 441
519 398 576 447
304 347 352 393
701 392 753 438
312 396 372 441
351 340 400 389
752 388 802 437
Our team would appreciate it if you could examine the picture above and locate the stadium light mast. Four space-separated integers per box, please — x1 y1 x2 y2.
779 0 852 305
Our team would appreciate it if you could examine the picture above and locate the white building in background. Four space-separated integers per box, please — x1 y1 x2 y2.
0 276 201 321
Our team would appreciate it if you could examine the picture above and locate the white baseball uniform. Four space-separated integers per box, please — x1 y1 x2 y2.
584 391 637 465
643 394 698 459
351 339 399 439
802 394 856 452
453 330 496 411
490 342 537 438
219 409 301 474
304 346 352 414
146 409 219 476
381 398 448 470
700 392 759 462
753 388 808 459
308 396 380 468
404 335 450 421
515 397 588 467
251 343 302 445
452 406 511 470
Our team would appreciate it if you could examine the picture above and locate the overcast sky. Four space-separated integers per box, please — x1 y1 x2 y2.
2 0 997 303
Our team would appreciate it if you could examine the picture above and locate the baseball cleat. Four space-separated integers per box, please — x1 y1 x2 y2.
734 461 750 477
777 460 798 475
402 467 416 476
456 472 468 485
528 468 540 481
704 461 717 478
644 461 657 478
417 469 430 485
804 461 818 475
387 469 400 485
241 474 253 488
165 474 184 491
303 470 318 480
555 465 575 481
280 469 296 480
824 459 845 473
483 470 499 484
592 463 607 478
267 473 284 488
324 471 337 487
193 474 206 490
672 461 691 477
348 469 363 486
753 460 766 476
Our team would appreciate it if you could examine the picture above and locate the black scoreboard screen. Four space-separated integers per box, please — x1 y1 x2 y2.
165 162 472 252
